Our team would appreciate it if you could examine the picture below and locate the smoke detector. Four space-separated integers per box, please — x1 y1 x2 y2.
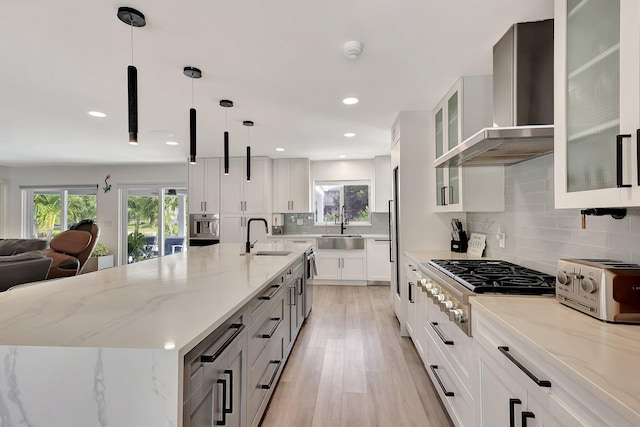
343 41 363 59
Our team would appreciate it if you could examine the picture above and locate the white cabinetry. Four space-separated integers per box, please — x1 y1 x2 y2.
366 237 391 281
314 250 365 282
433 76 504 212
473 303 631 427
221 157 272 214
374 156 391 212
272 158 310 213
188 157 220 213
555 0 640 208
221 157 271 244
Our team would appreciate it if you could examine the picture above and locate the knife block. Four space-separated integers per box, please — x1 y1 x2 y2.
450 231 468 253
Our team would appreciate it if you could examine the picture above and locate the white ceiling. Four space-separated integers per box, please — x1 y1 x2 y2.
0 0 553 167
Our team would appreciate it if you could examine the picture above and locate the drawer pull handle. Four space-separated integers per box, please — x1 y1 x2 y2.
260 317 283 339
200 323 245 364
259 284 281 300
430 322 454 345
260 360 282 390
509 398 521 427
498 346 551 387
522 411 535 427
429 365 454 397
223 370 233 415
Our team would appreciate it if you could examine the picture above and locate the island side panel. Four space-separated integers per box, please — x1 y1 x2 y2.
0 346 179 427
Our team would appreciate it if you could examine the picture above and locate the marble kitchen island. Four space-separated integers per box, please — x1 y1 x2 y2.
0 243 310 427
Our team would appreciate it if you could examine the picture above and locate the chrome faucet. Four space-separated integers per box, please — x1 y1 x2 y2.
246 218 269 254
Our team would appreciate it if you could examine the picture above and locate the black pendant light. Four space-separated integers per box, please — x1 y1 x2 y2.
243 121 254 182
117 7 146 145
220 100 233 175
184 67 202 164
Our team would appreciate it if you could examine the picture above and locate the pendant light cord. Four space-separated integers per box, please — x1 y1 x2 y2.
130 21 134 65
191 78 194 107
225 108 228 130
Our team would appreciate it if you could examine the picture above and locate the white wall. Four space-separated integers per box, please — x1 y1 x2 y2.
3 164 187 264
310 159 373 183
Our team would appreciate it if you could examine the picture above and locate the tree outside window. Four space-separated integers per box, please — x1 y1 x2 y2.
314 181 370 224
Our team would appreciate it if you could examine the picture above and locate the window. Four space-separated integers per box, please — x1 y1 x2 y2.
23 186 97 240
314 181 370 225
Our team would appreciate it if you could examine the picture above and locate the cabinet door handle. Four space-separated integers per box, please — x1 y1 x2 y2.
440 186 448 205
522 411 535 427
298 277 303 296
617 134 632 187
291 200 294 210
509 398 522 427
204 201 207 211
259 284 281 300
200 323 245 363
429 365 454 397
498 346 551 387
430 322 454 345
289 286 296 306
260 360 282 389
260 317 283 338
201 201 204 211
637 129 640 186
408 281 414 303
223 370 233 415
216 378 227 426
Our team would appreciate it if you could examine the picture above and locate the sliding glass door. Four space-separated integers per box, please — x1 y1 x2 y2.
124 187 187 263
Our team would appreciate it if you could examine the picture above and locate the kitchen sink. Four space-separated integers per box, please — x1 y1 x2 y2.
317 235 365 250
252 250 292 256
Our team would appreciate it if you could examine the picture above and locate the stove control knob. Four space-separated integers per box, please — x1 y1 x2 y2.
439 300 454 312
424 280 435 290
432 294 445 303
557 271 571 286
427 287 439 296
449 309 466 323
581 277 598 293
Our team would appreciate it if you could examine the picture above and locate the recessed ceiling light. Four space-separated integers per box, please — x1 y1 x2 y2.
275 148 285 152
342 97 359 105
339 155 347 159
164 342 176 350
88 111 106 118
165 141 179 146
344 132 356 138
150 130 175 138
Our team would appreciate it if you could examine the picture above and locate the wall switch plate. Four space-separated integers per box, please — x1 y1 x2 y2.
297 219 304 225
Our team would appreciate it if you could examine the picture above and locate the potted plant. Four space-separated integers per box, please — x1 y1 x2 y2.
82 243 114 273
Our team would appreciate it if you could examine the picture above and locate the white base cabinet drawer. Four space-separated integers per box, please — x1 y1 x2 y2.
427 303 473 385
427 330 475 427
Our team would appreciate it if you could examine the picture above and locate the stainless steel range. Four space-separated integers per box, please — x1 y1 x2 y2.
419 259 556 336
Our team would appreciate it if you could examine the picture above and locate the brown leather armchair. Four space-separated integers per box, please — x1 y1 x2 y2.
43 221 100 279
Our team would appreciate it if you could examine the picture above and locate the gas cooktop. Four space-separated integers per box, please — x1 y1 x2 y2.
426 259 556 294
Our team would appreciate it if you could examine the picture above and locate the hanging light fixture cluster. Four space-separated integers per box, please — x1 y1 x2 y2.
118 7 253 171
117 7 146 145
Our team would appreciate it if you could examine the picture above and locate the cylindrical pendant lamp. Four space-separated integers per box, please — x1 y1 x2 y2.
117 7 146 145
243 120 254 182
184 66 202 164
220 100 234 175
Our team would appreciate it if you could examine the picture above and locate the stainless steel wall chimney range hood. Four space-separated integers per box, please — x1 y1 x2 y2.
435 19 554 167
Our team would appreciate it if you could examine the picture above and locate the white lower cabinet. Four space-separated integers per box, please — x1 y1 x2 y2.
473 303 633 427
366 237 391 281
314 249 365 281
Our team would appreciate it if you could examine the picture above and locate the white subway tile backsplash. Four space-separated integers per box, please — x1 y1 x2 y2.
468 153 640 268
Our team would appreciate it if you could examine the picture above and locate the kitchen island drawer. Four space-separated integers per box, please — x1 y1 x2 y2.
249 275 285 324
248 288 285 368
248 331 285 426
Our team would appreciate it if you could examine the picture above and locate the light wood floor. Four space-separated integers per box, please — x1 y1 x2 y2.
261 285 454 427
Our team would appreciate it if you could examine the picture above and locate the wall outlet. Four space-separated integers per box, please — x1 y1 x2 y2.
496 232 506 248
297 218 304 226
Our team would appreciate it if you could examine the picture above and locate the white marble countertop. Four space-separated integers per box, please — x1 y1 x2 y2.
470 296 640 425
270 233 389 239
0 243 310 355
404 249 485 265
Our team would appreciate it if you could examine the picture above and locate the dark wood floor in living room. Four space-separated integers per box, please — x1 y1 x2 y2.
261 285 454 427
